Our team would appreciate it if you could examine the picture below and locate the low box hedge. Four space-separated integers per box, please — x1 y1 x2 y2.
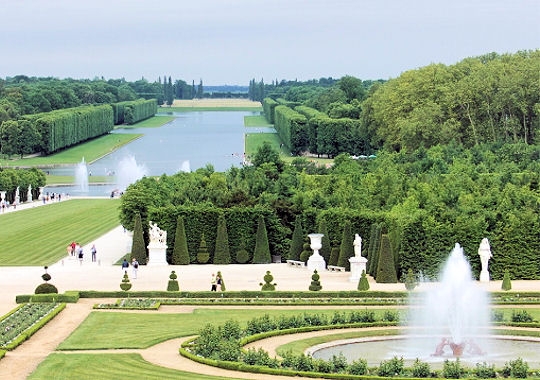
15 291 79 304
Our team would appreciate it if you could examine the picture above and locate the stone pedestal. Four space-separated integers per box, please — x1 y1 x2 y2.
349 256 368 282
479 270 490 282
307 252 326 272
147 243 168 266
307 233 326 272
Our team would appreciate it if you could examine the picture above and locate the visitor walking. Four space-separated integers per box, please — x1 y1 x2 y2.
121 258 129 273
132 258 139 279
210 273 217 291
78 247 84 265
91 244 97 262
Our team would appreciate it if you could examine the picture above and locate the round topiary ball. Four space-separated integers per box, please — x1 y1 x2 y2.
35 283 58 294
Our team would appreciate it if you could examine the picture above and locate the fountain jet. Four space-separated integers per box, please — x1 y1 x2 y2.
406 243 491 358
75 158 89 193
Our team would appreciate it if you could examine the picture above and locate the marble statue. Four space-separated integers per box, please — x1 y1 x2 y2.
149 221 167 245
478 237 492 282
353 234 362 257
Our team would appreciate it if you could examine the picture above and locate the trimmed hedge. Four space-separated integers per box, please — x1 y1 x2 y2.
15 291 80 304
22 104 113 154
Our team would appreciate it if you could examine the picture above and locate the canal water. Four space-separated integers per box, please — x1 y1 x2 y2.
45 110 274 196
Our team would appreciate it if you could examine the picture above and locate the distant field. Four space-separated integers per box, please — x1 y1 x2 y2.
162 98 263 112
0 199 120 266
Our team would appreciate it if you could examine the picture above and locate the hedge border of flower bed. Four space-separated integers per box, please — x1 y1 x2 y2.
2 303 66 351
15 291 79 304
180 320 540 379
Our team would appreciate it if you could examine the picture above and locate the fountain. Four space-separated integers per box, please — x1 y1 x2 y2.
75 158 89 193
309 243 540 368
115 155 148 192
407 243 492 359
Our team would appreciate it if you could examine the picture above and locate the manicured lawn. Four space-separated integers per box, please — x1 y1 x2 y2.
28 353 243 380
58 308 359 350
244 132 285 156
0 199 120 266
244 115 271 127
0 134 140 167
116 115 175 129
46 174 112 185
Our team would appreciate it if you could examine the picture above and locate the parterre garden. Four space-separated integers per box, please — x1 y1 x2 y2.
2 288 540 379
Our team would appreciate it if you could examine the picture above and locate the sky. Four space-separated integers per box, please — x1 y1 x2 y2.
1 0 538 85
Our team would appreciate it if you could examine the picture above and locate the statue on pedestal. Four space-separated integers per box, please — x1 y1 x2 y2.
149 221 167 245
353 234 362 257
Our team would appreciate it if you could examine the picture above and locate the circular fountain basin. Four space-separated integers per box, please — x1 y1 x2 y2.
309 335 540 369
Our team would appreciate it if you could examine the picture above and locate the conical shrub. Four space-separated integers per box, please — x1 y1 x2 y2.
252 216 271 264
213 215 231 264
376 234 398 283
172 216 189 265
337 222 354 270
357 270 370 291
288 216 304 260
197 233 210 264
131 213 147 265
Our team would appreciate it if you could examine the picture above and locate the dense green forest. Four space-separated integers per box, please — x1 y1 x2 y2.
117 51 539 281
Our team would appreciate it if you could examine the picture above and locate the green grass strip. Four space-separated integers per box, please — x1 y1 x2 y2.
58 308 367 350
244 115 271 127
0 199 120 266
0 134 140 167
28 353 243 380
116 115 175 129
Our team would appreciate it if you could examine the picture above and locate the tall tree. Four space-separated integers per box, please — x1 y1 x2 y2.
337 222 355 270
213 215 231 264
131 213 147 265
288 215 304 260
171 216 190 265
376 234 398 283
318 218 332 264
252 215 271 263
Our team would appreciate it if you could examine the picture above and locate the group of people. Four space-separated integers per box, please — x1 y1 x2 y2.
210 272 223 291
67 242 97 263
122 257 139 278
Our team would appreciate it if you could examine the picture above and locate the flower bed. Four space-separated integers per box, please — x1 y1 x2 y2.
94 298 160 310
0 303 65 350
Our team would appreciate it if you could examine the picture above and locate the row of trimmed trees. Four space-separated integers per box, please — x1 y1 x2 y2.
129 212 274 266
128 206 400 284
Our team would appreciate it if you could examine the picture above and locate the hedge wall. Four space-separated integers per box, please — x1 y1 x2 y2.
262 97 279 124
22 104 114 154
274 105 308 155
112 98 157 125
